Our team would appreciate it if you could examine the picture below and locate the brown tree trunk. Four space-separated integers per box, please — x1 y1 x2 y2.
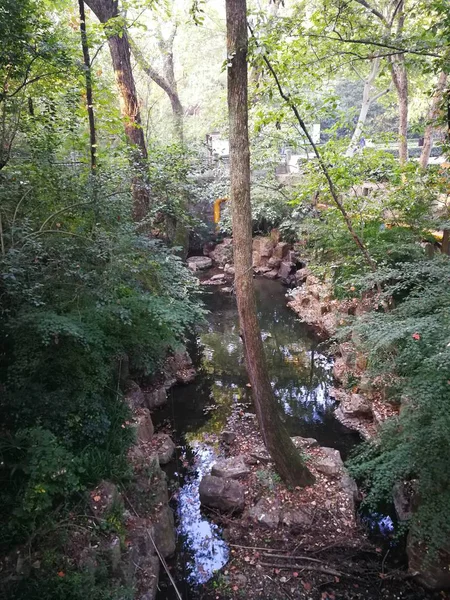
420 72 448 170
390 55 408 165
442 229 450 255
226 0 314 487
84 0 149 222
78 0 97 171
389 1 408 165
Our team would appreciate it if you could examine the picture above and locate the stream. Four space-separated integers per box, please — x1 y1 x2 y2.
154 278 362 599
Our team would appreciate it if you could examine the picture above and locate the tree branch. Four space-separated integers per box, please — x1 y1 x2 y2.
247 23 378 274
352 0 388 26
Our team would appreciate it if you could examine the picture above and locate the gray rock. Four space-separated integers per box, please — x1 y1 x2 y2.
263 269 279 280
153 505 176 557
315 447 344 476
280 506 313 530
164 351 196 386
278 261 294 280
340 474 359 512
89 481 123 519
254 266 272 274
224 264 235 275
133 408 154 444
291 436 319 449
315 458 341 476
341 393 372 418
273 242 290 259
249 498 281 529
393 480 418 521
221 430 236 444
187 256 213 271
145 387 167 409
295 267 310 284
107 536 121 574
120 520 159 594
211 456 250 479
249 445 271 464
209 240 233 266
267 256 281 268
407 532 450 590
125 381 145 409
153 433 176 465
199 475 245 512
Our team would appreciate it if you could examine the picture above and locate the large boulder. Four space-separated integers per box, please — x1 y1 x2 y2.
153 433 176 465
211 456 250 479
252 237 274 268
267 256 281 269
407 533 450 590
249 498 281 529
263 269 279 280
291 436 319 449
315 448 344 476
259 237 275 258
125 381 145 409
278 261 294 280
187 256 213 271
153 505 176 558
120 519 159 597
221 431 236 444
273 242 290 259
164 351 196 386
340 393 372 418
132 408 154 444
89 481 123 520
144 386 167 409
209 239 233 266
199 475 245 512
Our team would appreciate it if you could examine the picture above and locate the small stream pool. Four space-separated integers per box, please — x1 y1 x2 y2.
155 278 361 598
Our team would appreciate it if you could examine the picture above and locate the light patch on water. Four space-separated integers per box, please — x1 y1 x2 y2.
176 443 229 584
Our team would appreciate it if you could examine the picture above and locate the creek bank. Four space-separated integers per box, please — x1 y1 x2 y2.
286 265 450 592
199 236 305 286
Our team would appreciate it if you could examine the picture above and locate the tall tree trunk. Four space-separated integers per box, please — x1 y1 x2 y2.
84 0 149 222
420 72 448 170
346 57 390 157
389 1 408 165
78 0 97 171
226 0 314 487
129 32 184 144
389 55 408 165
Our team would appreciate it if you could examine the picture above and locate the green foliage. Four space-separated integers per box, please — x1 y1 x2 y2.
4 564 133 600
347 256 450 550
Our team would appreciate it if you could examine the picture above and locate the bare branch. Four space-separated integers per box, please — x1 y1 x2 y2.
352 0 388 26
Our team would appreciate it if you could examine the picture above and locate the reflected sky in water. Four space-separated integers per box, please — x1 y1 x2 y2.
156 279 360 595
175 443 228 584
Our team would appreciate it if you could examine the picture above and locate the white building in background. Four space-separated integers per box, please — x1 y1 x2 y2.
206 132 229 160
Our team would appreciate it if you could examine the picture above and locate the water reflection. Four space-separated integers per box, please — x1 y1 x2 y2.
175 443 228 583
155 279 360 597
198 279 358 455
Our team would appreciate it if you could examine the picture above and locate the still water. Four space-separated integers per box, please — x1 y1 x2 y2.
155 278 360 598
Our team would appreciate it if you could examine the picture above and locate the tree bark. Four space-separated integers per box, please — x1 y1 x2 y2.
78 0 97 171
346 57 390 156
84 0 149 221
390 54 408 165
226 0 314 487
419 71 448 170
129 31 184 144
388 0 408 165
